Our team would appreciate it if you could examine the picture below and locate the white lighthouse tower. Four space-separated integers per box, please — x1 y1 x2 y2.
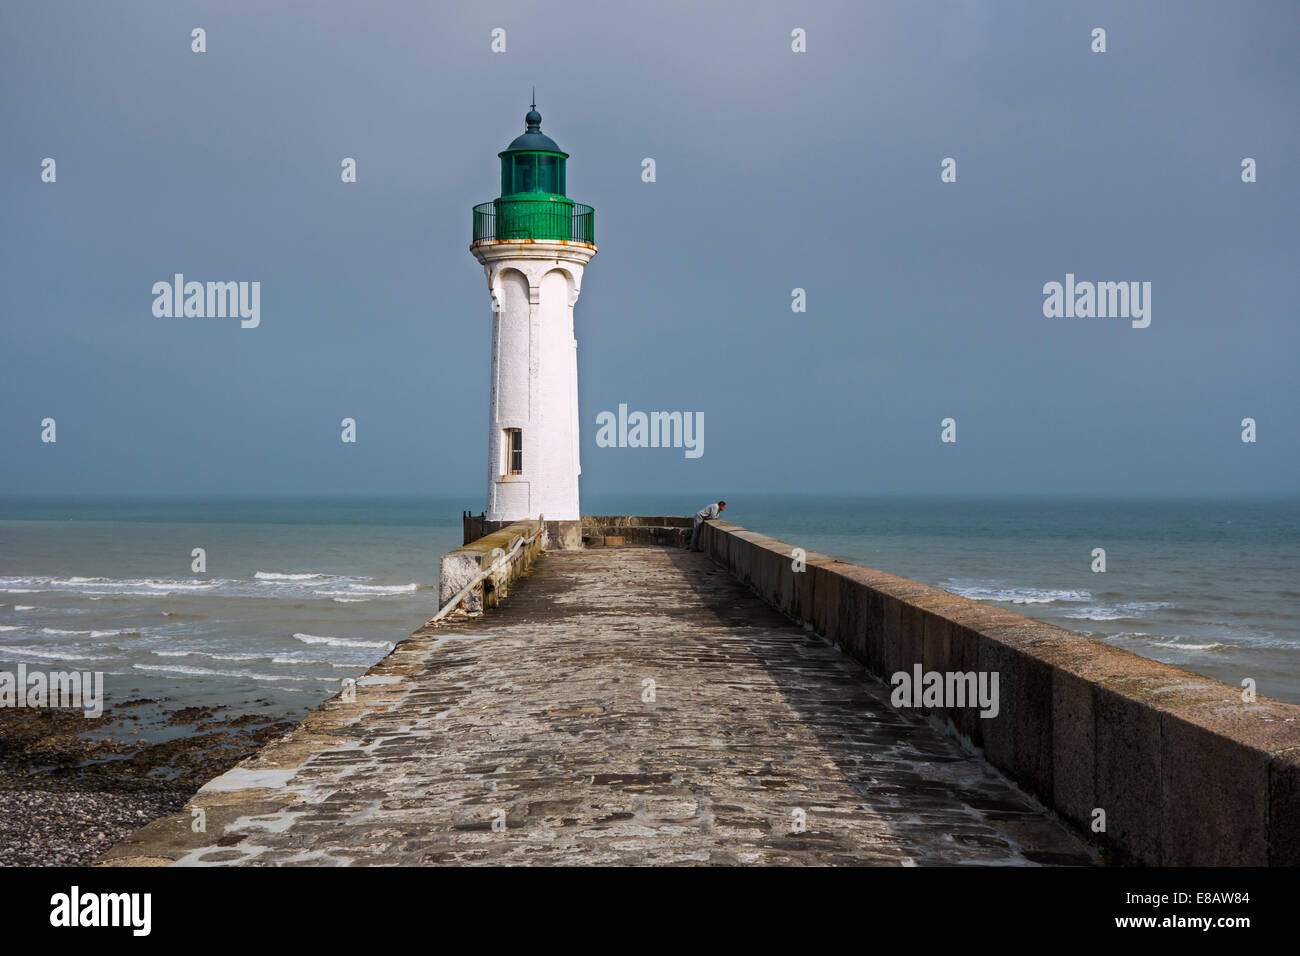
470 103 596 550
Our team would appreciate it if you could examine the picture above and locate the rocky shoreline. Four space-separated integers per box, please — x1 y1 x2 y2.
0 699 297 867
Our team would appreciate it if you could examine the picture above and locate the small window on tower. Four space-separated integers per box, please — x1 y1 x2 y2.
505 428 523 475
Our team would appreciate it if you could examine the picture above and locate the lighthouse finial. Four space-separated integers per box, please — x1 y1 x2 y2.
524 93 542 132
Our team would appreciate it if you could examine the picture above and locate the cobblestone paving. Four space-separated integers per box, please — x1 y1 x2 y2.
101 548 1097 866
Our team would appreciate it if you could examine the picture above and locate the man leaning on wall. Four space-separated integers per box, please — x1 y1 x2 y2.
689 500 726 552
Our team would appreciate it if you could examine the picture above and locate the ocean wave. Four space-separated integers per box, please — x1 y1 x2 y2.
0 646 100 661
1120 624 1295 650
293 633 393 650
14 606 40 612
271 655 349 667
86 590 176 599
151 649 349 670
40 627 139 638
255 572 335 581
315 585 418 598
152 650 268 664
0 625 24 632
1108 632 1227 653
132 663 327 682
1 575 221 593
942 582 1092 605
1060 601 1176 622
2 572 423 604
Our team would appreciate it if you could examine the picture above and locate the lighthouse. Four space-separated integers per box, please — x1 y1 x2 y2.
471 102 596 550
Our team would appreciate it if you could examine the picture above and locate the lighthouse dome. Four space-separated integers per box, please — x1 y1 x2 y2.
505 106 564 154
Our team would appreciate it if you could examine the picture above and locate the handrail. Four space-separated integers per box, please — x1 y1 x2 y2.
472 200 595 244
429 516 546 623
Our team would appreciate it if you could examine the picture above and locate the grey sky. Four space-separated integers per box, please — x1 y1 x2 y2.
2 0 1297 498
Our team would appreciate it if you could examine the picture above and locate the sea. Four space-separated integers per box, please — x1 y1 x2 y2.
1 495 1297 720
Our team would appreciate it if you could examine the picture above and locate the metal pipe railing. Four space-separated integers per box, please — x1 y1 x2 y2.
472 201 595 244
429 517 545 623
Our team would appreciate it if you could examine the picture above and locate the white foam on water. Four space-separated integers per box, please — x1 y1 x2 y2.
152 650 275 665
293 633 393 650
1109 631 1228 653
1 575 222 594
132 662 323 682
942 581 1092 605
1 646 99 661
86 590 173 598
1061 601 1176 621
33 626 138 638
272 655 336 666
2 573 426 610
316 585 416 598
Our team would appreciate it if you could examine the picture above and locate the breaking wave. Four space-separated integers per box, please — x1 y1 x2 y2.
941 582 1092 605
293 633 393 650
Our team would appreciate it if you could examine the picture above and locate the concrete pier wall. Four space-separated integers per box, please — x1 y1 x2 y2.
470 515 691 549
438 519 544 613
700 518 1300 865
581 515 691 548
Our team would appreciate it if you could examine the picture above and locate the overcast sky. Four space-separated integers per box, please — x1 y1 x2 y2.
2 0 1297 499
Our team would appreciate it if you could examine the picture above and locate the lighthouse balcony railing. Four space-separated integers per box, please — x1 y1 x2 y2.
472 200 595 245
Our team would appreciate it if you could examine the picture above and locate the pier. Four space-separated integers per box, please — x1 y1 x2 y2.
99 539 1090 866
100 519 1300 866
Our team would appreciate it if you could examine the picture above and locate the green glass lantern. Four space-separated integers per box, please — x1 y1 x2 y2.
472 102 594 245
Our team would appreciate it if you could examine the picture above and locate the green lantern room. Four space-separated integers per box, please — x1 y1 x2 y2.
472 103 595 246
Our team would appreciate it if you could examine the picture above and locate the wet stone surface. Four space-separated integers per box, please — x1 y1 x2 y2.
100 548 1098 866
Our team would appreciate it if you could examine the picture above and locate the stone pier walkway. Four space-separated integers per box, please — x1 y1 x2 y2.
101 549 1096 866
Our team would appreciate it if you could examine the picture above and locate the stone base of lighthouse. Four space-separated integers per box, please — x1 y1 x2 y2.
472 239 596 550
